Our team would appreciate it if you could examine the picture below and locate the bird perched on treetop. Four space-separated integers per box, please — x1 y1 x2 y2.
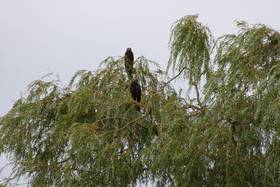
124 48 134 80
130 75 141 111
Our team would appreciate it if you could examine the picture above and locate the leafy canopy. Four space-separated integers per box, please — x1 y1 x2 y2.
1 15 280 186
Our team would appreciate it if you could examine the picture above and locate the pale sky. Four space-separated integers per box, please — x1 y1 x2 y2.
0 0 279 185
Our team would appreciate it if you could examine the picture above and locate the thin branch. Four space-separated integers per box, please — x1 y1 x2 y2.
179 97 201 111
162 67 188 88
103 115 146 136
118 115 146 132
192 82 204 109
16 157 70 170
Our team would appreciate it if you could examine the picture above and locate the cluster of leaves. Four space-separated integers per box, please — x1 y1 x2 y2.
1 15 280 186
169 15 213 84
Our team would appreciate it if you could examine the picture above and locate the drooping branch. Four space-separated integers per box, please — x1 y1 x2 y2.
163 67 188 87
192 81 204 109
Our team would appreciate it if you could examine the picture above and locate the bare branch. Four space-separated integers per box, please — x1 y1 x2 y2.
163 67 188 88
192 81 204 109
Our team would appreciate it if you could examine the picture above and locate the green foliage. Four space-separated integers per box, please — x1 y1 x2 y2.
1 15 280 186
168 15 213 84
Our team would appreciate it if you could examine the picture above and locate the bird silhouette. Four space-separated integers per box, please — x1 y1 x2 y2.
124 48 135 80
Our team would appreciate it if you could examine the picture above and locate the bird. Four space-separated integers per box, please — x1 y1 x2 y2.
130 76 141 111
124 48 135 80
130 79 141 102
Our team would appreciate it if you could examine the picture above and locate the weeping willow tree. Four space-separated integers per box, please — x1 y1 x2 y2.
1 15 280 186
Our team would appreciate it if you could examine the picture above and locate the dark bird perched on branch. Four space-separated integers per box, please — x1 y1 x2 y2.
130 76 141 111
130 79 141 102
124 48 135 80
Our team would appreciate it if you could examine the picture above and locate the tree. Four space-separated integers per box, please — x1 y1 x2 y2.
0 15 280 186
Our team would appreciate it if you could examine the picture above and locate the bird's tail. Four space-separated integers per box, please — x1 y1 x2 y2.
136 102 140 112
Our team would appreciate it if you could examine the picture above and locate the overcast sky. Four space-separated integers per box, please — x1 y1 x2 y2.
0 0 279 185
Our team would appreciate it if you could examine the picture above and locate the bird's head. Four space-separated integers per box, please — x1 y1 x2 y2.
126 48 132 52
